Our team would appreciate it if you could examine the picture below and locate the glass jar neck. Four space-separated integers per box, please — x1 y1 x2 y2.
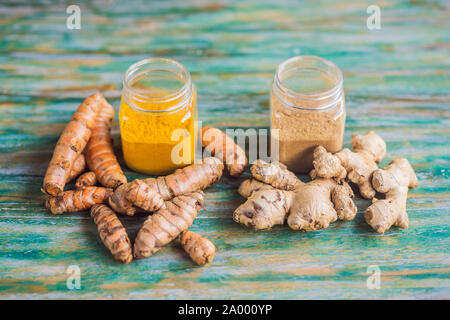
272 55 343 112
122 58 193 114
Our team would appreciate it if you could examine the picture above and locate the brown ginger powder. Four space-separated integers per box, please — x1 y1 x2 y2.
271 94 345 173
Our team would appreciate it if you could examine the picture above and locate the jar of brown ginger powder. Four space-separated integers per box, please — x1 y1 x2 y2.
271 55 345 173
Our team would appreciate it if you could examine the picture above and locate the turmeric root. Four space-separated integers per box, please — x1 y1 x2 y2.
234 160 357 231
125 179 164 212
109 157 223 215
108 183 137 216
149 157 223 200
45 187 112 214
90 204 132 264
180 230 216 266
85 97 127 189
43 93 104 196
133 191 204 259
202 126 247 177
75 171 97 189
365 158 418 233
311 131 386 199
67 154 86 182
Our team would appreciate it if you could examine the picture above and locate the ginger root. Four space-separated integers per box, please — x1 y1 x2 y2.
234 179 292 230
67 154 86 182
234 160 357 231
250 159 301 190
109 157 223 215
43 93 104 196
90 204 132 264
288 178 356 230
311 131 386 199
238 178 273 198
180 230 216 266
202 126 247 177
75 171 97 189
133 191 204 259
365 158 418 233
45 187 112 214
85 97 127 189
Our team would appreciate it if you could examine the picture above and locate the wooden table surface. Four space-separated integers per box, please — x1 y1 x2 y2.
0 0 449 299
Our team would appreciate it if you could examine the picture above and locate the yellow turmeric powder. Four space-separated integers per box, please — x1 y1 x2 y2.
119 58 197 175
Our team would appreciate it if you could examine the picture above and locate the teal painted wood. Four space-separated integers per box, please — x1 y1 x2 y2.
0 0 449 299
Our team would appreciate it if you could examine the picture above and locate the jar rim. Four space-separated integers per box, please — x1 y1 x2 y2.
122 57 193 114
274 55 343 111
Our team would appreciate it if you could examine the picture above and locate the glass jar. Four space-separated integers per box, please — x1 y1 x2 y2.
271 55 346 173
120 58 197 175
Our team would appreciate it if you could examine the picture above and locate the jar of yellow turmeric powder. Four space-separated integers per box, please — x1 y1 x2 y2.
120 58 197 175
271 55 346 173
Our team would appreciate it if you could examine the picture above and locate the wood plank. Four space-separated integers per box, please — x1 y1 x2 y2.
0 0 449 299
